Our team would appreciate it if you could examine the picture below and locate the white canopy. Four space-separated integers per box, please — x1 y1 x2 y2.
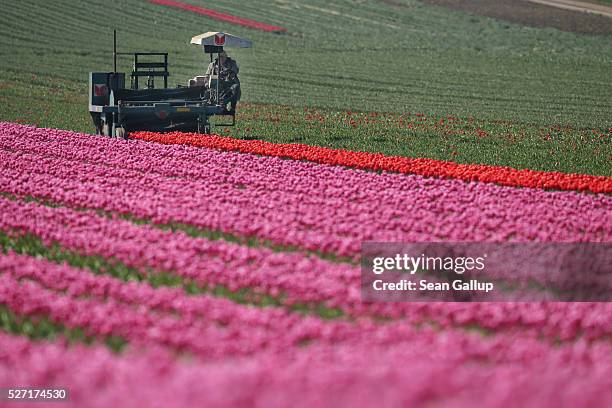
190 32 252 48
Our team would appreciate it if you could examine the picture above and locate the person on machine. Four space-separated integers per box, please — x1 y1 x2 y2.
204 51 241 113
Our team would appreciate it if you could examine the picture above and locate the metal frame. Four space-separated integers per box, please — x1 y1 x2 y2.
128 52 169 89
88 30 240 139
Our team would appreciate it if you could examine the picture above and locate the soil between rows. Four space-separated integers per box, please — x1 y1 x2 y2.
422 0 612 35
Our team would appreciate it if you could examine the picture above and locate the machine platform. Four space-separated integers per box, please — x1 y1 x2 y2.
88 31 252 138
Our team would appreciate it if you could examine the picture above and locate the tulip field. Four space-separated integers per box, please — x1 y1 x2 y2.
1 0 611 406
1 120 611 406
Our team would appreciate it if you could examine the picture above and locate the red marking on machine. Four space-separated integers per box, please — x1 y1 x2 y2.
94 84 108 97
214 33 226 46
156 110 168 120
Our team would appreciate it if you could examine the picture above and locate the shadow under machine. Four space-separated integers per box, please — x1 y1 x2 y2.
88 31 251 139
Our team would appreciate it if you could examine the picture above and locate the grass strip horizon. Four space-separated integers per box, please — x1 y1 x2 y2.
149 0 287 32
132 131 612 194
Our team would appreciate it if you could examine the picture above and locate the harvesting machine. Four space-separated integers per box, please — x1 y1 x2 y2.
88 31 252 139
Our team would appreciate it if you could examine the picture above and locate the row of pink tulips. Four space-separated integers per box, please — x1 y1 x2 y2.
1 197 611 341
0 196 357 306
0 253 357 358
1 123 611 407
3 252 594 362
2 123 610 260
1 329 611 408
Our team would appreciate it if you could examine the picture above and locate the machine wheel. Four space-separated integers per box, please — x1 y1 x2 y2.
198 118 211 134
115 127 128 140
91 113 103 135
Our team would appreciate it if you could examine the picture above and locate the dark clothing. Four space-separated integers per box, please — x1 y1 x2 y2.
205 57 239 78
204 57 241 110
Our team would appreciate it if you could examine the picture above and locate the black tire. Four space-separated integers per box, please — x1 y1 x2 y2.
198 117 211 134
202 124 211 134
91 113 102 135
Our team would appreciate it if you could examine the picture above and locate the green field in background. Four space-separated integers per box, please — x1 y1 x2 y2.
218 103 611 176
0 0 610 175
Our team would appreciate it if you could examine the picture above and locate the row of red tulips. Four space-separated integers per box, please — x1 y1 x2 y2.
132 131 612 194
149 0 287 32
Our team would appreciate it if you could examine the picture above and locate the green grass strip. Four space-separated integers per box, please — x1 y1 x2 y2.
222 103 611 177
0 306 127 352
